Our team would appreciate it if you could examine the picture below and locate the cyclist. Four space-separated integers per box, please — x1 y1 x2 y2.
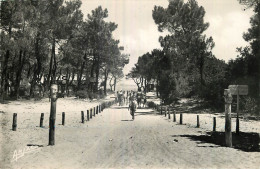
129 93 137 120
118 90 123 106
137 88 142 108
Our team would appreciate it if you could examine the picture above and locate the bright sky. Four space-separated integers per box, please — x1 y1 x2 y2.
80 0 254 77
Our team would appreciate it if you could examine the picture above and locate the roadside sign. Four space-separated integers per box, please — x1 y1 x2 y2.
228 85 248 95
228 85 248 134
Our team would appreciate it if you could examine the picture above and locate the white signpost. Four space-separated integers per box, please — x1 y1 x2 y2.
228 85 248 134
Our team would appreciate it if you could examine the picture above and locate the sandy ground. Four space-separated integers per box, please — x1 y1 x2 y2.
0 97 260 169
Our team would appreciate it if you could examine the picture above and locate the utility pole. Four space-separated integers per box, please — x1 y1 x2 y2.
49 84 58 145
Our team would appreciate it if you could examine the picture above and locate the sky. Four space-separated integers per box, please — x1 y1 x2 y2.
80 0 254 88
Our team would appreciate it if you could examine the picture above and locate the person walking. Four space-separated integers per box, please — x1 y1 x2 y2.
137 88 142 108
129 93 137 120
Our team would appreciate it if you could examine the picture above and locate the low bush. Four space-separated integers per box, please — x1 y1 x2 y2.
147 101 156 108
76 90 88 99
240 96 257 114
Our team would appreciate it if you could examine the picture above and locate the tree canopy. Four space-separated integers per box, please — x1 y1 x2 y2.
0 1 129 100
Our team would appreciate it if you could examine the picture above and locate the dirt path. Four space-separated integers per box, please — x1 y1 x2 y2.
1 103 259 169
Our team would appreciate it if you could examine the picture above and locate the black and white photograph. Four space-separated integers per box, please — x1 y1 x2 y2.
0 0 260 168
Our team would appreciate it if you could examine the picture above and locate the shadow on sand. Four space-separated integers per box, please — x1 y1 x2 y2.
135 112 162 116
172 131 260 152
121 120 134 122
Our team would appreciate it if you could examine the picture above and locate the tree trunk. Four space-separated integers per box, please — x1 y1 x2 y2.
144 79 147 93
199 55 205 89
156 78 159 97
78 54 86 91
109 76 114 91
257 7 260 118
47 45 54 89
30 64 37 98
103 69 108 95
95 54 100 92
52 39 57 84
15 50 26 99
65 68 70 96
68 69 75 96
30 34 41 98
257 8 260 118
90 59 95 92
114 77 117 91
1 50 10 102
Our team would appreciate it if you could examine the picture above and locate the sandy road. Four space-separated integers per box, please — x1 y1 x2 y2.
2 104 260 169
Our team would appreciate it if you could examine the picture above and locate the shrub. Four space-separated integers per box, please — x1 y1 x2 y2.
88 92 97 100
76 90 88 99
147 101 156 108
57 93 65 98
240 96 257 114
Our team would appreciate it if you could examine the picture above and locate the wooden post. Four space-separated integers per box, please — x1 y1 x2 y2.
40 113 44 127
160 105 162 115
168 107 170 119
236 92 240 135
49 84 58 146
90 109 92 119
197 115 200 128
224 89 232 147
62 112 65 125
81 111 84 123
87 110 89 121
180 113 183 124
173 111 176 122
12 113 17 131
96 106 98 114
236 116 239 135
165 107 167 117
93 107 95 117
213 117 216 132
99 105 101 113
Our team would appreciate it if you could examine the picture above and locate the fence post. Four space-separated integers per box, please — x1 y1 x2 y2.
168 107 170 119
197 115 200 128
99 105 101 113
93 107 95 117
12 113 17 131
165 107 167 117
81 111 84 123
236 93 240 135
40 113 44 127
180 113 183 124
173 111 176 122
213 117 216 132
160 105 162 115
87 110 89 121
62 112 65 125
224 89 232 147
90 109 92 119
96 106 98 115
